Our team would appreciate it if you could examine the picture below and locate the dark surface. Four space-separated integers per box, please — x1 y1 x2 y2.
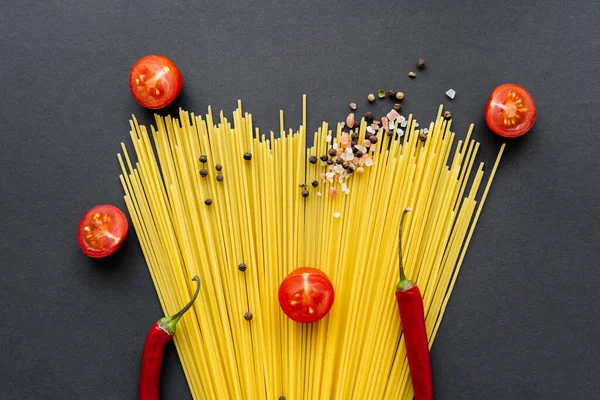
1 1 599 399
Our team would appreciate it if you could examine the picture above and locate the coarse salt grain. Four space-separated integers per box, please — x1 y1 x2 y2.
326 135 332 142
366 126 375 134
333 212 341 218
446 89 456 99
386 109 400 121
364 158 374 167
334 165 344 174
400 120 408 128
423 128 429 134
317 192 322 196
396 128 404 137
389 121 395 131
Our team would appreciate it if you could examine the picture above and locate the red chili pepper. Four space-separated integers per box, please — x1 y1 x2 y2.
139 276 201 400
395 208 433 400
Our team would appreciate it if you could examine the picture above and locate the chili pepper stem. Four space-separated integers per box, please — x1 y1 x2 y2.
397 207 415 292
158 276 201 335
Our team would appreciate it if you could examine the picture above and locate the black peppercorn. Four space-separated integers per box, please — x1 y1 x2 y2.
348 164 355 173
342 162 350 170
320 154 328 162
216 174 224 182
368 135 378 144
238 263 247 271
311 180 319 188
243 152 252 160
215 164 223 171
200 169 208 177
417 58 425 69
199 155 207 163
309 155 318 164
279 396 286 400
328 148 337 157
244 312 253 321
352 146 358 154
301 190 309 198
419 131 428 142
443 111 452 120
326 159 334 165
351 133 359 141
204 198 213 206
336 157 344 165
351 140 358 147
355 150 363 158
365 112 374 122
393 103 401 112
388 89 397 99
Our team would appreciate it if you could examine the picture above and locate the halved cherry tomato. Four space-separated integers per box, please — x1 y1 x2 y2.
129 55 183 109
485 84 536 138
278 267 335 323
77 205 128 258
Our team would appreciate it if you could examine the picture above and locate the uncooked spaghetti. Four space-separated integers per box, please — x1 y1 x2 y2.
118 97 504 400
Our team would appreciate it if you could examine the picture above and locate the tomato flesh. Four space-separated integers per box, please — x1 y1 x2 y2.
278 267 335 323
485 84 536 138
77 205 128 258
129 55 182 109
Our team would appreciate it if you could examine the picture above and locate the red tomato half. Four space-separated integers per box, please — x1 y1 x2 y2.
278 267 335 323
485 84 536 138
77 205 128 258
129 55 183 109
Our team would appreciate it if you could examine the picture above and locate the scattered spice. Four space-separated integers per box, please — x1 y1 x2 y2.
326 159 334 165
216 174 224 182
215 164 223 171
244 312 253 321
349 102 357 110
351 133 359 141
238 263 247 272
445 89 456 99
369 135 378 144
377 89 386 99
199 155 207 163
408 72 416 78
417 59 425 69
333 211 341 218
299 183 306 188
336 157 344 165
355 150 363 158
347 164 356 173
388 89 397 99
356 166 365 174
365 112 374 122
346 113 355 129
243 152 252 161
328 148 337 157
311 180 319 188
309 155 318 164
396 91 405 101
320 154 328 162
342 162 350 170
419 131 428 142
393 103 402 112
279 396 286 400
443 111 452 120
204 198 213 206
367 93 376 103
301 190 309 198
200 169 208 177
387 109 401 121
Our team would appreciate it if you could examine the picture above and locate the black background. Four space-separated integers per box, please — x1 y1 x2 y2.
1 1 599 399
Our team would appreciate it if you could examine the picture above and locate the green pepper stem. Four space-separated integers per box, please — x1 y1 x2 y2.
397 208 413 290
160 276 201 335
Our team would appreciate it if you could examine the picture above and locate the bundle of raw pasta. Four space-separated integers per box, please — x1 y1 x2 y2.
118 97 503 400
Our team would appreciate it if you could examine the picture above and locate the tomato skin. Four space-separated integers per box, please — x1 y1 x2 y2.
77 205 128 258
485 84 536 138
129 55 183 109
278 267 335 323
